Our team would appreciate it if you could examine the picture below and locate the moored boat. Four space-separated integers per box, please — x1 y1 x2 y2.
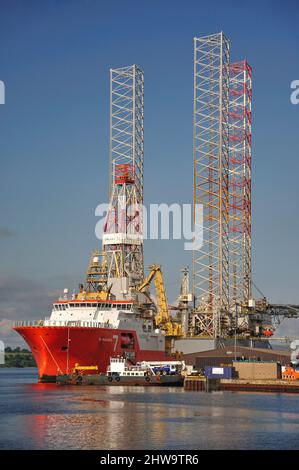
56 357 185 386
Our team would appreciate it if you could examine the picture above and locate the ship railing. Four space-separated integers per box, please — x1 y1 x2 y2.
14 320 45 327
13 320 114 328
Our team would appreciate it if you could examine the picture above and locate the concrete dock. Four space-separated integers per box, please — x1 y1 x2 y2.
184 376 299 393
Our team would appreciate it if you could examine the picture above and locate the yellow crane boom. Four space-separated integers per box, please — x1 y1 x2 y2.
138 264 182 337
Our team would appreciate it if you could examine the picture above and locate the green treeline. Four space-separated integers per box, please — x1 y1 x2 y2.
1 347 36 368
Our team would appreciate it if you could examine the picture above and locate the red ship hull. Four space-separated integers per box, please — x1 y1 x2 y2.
14 326 167 382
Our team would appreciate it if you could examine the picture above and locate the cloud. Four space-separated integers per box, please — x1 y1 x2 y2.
0 274 60 347
0 275 59 306
0 317 24 348
0 319 14 337
0 227 15 238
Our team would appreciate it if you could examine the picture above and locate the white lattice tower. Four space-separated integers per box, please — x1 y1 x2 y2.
103 65 144 282
193 32 230 337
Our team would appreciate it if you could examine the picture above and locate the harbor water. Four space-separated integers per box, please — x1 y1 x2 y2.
0 368 299 450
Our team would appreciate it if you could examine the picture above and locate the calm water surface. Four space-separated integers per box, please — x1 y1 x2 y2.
0 368 299 449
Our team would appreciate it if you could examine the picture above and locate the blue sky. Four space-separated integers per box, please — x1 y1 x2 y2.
0 0 298 345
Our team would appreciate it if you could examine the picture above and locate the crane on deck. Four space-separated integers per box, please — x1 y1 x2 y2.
137 264 182 337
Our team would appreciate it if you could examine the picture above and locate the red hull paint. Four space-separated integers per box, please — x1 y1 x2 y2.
14 326 166 380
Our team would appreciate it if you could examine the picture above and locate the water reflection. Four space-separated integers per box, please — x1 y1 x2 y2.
1 370 299 449
24 398 194 449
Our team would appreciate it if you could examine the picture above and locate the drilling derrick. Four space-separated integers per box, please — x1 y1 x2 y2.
228 61 252 310
193 32 230 337
103 65 144 288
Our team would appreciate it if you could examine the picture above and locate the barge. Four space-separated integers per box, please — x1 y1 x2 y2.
57 357 184 387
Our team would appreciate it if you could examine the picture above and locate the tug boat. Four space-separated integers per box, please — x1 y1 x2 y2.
56 357 185 386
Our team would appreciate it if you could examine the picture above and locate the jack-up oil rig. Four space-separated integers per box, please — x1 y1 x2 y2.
177 32 299 354
71 33 299 353
14 34 299 380
94 32 299 354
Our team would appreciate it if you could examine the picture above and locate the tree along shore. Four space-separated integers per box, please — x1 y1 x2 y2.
1 347 36 368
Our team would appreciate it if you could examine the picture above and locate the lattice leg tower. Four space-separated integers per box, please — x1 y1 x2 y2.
193 32 230 337
103 65 144 282
228 61 252 315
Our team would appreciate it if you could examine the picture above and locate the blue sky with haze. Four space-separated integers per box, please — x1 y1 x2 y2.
0 0 298 346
